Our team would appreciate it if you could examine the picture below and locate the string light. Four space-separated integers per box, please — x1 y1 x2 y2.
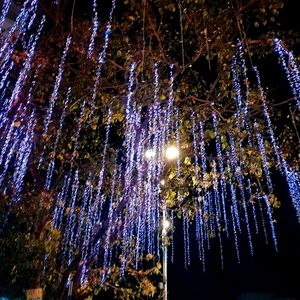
165 64 175 140
212 112 228 235
262 195 278 252
45 88 71 190
62 169 79 266
227 131 253 255
52 173 72 229
247 179 259 234
175 108 181 177
91 0 117 114
87 0 99 58
12 111 36 204
258 198 269 245
0 0 12 31
182 210 190 268
255 124 274 194
231 205 240 264
145 149 156 159
44 36 71 135
93 108 112 223
253 66 283 172
274 39 300 111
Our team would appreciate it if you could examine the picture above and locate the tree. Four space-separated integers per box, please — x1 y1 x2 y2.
0 0 299 299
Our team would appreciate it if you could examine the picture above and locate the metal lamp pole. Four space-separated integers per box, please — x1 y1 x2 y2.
161 145 179 300
67 277 73 300
162 208 168 300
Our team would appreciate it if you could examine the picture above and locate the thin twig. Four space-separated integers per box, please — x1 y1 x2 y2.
178 1 185 71
273 97 296 107
70 0 76 32
141 0 147 82
289 105 300 143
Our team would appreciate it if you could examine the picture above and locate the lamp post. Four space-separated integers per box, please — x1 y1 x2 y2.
161 145 179 300
67 276 73 300
162 209 170 300
146 145 179 300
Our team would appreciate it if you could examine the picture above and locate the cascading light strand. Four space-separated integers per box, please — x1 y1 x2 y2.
212 112 228 235
236 40 251 117
91 0 117 115
93 107 112 222
0 15 46 128
253 66 283 172
227 137 241 232
254 67 300 220
62 169 79 265
0 114 18 167
247 179 259 234
38 35 71 169
192 113 206 266
182 209 190 268
43 35 72 136
212 160 224 269
87 0 99 59
254 124 274 194
191 112 200 184
171 210 175 264
281 159 300 222
0 127 22 188
228 130 253 255
0 0 12 32
45 88 71 190
199 120 211 248
262 195 278 252
258 197 269 245
165 64 175 141
274 38 300 111
52 173 72 229
101 161 118 285
12 110 36 204
0 0 37 61
175 107 181 177
76 172 93 249
231 205 240 264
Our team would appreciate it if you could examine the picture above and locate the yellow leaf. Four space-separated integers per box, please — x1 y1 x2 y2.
14 120 21 127
184 156 191 165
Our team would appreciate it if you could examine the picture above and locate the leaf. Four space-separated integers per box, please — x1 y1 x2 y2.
14 120 21 127
184 156 191 165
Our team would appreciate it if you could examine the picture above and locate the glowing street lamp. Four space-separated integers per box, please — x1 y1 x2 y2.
165 146 179 160
162 218 170 233
161 145 179 300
